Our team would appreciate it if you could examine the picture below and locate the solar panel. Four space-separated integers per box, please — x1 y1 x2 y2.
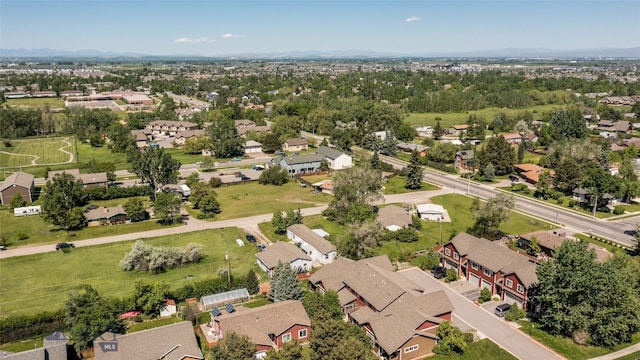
225 303 235 314
211 307 221 317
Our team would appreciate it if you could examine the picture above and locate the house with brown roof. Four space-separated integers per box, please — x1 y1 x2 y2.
283 138 308 152
441 232 538 309
595 120 632 134
514 163 554 184
209 300 311 358
85 205 127 226
518 230 612 263
256 242 312 277
0 171 35 205
376 205 412 231
93 321 203 360
146 120 198 135
447 124 469 135
174 129 206 146
286 224 337 265
309 255 454 359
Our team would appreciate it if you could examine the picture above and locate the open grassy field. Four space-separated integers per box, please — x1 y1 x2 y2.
0 137 76 169
517 321 640 360
0 228 259 318
430 339 516 360
4 98 65 108
76 141 129 169
383 175 440 194
405 104 564 128
212 182 331 220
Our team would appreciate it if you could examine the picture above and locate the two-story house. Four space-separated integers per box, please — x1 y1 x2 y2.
441 232 538 309
315 146 352 170
310 255 454 360
278 154 323 175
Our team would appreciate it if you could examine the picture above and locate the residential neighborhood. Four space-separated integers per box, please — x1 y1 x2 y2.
2 42 640 360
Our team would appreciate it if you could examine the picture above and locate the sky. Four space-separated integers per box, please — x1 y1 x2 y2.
1 0 639 56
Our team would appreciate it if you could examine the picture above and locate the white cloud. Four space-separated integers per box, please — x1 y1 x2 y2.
405 16 420 23
174 37 216 44
220 33 244 40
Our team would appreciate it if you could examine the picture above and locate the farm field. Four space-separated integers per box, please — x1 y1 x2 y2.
0 228 259 317
0 137 75 169
405 104 564 128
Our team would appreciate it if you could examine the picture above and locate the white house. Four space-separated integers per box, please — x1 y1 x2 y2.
316 146 352 170
244 140 263 154
286 224 337 265
417 203 445 221
255 242 312 277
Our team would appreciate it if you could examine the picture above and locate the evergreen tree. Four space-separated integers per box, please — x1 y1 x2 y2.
379 131 397 156
405 150 423 190
244 269 260 295
271 211 287 234
477 135 515 176
484 163 495 182
433 120 444 140
517 143 525 164
370 151 380 169
268 262 304 302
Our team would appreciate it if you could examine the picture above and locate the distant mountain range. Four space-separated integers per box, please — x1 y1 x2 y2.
1 47 640 59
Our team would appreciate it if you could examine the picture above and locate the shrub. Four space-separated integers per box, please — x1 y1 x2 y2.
16 232 29 240
84 185 153 201
258 166 289 186
504 304 526 321
0 309 65 343
412 249 441 271
120 240 204 273
445 268 457 283
209 177 223 188
613 205 625 215
568 200 576 207
479 287 492 302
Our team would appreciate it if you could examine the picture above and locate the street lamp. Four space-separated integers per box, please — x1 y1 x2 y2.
225 253 231 287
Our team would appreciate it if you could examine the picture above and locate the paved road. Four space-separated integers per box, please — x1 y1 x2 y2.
0 190 452 259
378 153 638 246
400 267 563 360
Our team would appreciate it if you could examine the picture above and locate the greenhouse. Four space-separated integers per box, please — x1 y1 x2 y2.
200 288 250 310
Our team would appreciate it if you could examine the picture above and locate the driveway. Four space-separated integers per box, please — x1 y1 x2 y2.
400 267 563 360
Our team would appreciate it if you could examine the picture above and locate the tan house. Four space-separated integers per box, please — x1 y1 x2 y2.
0 171 35 206
283 138 309 152
85 205 127 226
310 255 454 359
94 321 203 360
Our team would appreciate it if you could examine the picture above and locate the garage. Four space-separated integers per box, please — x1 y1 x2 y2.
504 291 524 309
444 259 458 270
469 273 480 287
481 280 492 291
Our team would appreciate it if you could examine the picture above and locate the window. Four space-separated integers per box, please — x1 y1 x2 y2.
445 248 451 256
471 262 478 270
484 268 492 277
298 329 307 338
517 284 525 294
505 279 513 288
282 333 291 343
453 252 459 260
404 344 419 353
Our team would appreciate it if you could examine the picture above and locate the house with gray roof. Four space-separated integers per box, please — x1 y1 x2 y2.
376 205 412 231
0 332 68 360
315 146 352 170
286 224 337 265
441 232 538 309
256 242 311 277
309 255 454 359
93 321 202 360
277 154 323 175
209 300 311 359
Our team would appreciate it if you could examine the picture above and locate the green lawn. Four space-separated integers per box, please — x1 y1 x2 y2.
0 228 260 318
76 141 129 170
211 182 330 220
127 316 182 333
383 175 440 195
429 339 516 360
4 98 65 108
405 104 563 128
0 338 44 353
0 137 75 169
0 206 177 248
615 350 640 360
517 321 640 360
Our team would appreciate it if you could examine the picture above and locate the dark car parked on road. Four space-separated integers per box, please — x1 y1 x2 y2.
56 242 75 251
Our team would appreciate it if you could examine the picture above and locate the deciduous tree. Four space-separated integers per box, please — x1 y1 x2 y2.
469 194 515 239
210 331 257 360
324 164 384 224
153 192 182 224
128 147 181 200
42 173 87 230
